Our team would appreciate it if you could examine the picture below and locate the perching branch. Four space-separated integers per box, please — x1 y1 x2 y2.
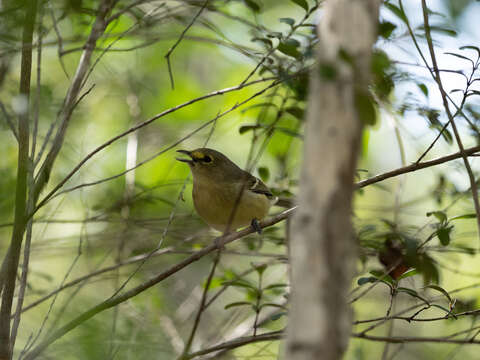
23 207 296 360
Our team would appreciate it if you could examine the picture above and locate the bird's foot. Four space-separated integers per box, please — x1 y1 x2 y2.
251 218 262 235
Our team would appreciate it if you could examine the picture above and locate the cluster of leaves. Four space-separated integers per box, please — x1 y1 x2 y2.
222 263 288 331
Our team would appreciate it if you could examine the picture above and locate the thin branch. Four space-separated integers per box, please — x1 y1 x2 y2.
0 101 18 141
355 145 480 189
165 0 209 89
354 308 480 325
182 330 284 360
353 332 480 345
49 2 69 79
180 251 221 358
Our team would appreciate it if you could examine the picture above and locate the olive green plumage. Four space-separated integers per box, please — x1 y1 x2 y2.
176 148 274 232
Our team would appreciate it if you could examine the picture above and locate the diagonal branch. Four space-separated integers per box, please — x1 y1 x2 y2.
182 330 284 360
355 145 480 189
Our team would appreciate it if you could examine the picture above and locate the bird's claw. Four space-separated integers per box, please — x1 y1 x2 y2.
251 218 262 235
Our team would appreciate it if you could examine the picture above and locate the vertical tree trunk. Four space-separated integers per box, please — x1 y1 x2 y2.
286 1 380 359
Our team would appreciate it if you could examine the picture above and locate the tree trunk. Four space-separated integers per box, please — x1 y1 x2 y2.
286 1 380 359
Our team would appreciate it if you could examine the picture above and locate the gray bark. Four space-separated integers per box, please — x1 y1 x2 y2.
286 1 381 359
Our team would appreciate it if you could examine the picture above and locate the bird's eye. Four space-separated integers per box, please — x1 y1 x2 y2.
203 156 212 163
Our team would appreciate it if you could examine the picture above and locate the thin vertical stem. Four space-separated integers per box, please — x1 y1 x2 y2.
0 0 38 358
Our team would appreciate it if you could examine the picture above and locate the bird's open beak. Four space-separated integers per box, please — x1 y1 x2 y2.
176 150 194 164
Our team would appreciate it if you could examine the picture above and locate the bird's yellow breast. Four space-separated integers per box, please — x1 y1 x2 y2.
192 177 270 232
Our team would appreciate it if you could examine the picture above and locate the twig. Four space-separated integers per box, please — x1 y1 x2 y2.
353 332 480 345
181 330 284 360
180 252 221 359
165 0 209 89
49 2 69 79
0 101 18 141
355 145 480 189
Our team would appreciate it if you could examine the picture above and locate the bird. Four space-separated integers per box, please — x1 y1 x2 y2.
176 148 275 234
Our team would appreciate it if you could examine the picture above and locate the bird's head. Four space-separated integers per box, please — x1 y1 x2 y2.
176 148 243 182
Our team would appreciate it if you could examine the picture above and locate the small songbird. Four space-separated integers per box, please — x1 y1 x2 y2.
176 148 275 233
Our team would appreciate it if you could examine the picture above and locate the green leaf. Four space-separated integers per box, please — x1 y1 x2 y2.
424 284 452 303
397 287 430 305
450 213 477 221
369 270 395 286
251 37 273 48
444 51 472 62
241 102 278 114
291 0 308 11
244 0 261 12
277 40 302 59
397 268 418 280
267 32 283 39
378 21 396 39
460 45 480 58
431 304 454 316
205 277 223 290
268 311 288 321
225 301 252 310
285 106 304 120
384 3 407 23
224 280 256 289
437 226 453 246
264 283 288 290
423 25 457 37
354 89 377 125
239 125 260 134
417 83 428 97
357 276 377 285
426 210 447 224
259 303 287 310
279 18 295 27
258 167 270 182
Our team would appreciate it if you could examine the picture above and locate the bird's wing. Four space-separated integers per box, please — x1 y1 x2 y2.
245 173 274 199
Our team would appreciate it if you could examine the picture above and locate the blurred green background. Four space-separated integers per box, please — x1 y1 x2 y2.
2 0 480 359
